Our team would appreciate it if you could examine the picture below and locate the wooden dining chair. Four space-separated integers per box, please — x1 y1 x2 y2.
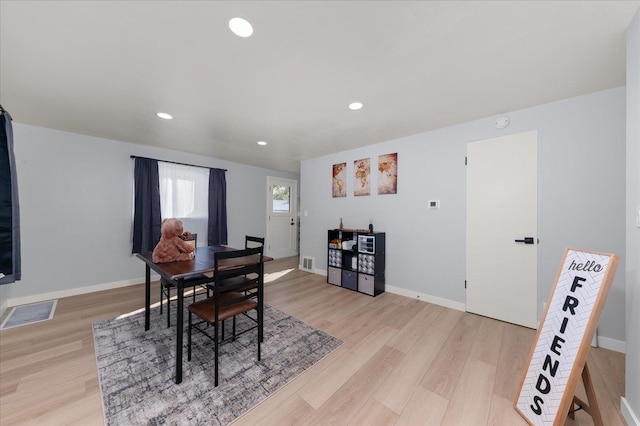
245 235 264 249
187 246 264 387
205 235 264 299
159 233 209 327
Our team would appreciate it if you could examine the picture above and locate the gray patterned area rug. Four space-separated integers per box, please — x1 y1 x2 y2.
93 301 342 425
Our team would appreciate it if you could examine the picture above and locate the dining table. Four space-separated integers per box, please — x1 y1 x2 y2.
136 245 269 383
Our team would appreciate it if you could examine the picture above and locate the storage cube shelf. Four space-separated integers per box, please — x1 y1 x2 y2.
327 229 385 296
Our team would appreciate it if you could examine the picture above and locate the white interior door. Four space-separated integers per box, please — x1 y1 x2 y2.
266 176 298 258
466 131 538 329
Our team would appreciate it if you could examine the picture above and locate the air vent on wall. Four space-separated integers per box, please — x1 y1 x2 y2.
301 256 314 272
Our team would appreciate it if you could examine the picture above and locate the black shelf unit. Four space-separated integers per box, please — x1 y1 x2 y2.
327 229 385 296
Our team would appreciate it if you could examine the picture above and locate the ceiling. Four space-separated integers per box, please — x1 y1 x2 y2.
1 1 638 173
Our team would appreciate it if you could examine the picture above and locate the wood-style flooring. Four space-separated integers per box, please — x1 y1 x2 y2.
0 256 626 425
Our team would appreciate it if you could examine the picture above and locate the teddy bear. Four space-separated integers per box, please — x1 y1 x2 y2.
152 218 196 263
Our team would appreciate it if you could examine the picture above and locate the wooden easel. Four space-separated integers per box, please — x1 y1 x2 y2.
568 361 603 426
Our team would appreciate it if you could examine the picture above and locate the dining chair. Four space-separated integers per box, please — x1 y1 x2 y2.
159 233 209 328
205 235 264 298
187 246 264 386
245 235 264 249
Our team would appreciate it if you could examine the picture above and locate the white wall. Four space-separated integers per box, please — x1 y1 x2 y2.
0 123 298 307
300 87 627 349
623 8 640 426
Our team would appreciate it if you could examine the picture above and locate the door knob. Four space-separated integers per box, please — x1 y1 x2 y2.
515 237 535 244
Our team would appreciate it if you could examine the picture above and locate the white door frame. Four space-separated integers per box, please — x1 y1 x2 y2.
265 176 298 258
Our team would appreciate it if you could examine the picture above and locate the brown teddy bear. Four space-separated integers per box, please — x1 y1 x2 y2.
152 218 196 263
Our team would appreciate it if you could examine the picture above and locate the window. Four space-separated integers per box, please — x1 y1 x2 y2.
272 185 290 212
158 162 209 245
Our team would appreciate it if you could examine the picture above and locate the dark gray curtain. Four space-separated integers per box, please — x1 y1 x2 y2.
207 168 228 245
132 157 161 253
0 106 21 284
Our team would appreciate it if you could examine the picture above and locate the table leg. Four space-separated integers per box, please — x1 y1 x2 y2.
144 265 151 331
176 277 184 384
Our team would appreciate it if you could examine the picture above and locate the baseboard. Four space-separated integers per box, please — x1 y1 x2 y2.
596 335 626 353
622 397 640 426
306 268 471 313
385 285 466 312
5 274 160 308
281 267 627 352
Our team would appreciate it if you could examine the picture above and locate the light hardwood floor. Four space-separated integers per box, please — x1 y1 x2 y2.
0 257 626 425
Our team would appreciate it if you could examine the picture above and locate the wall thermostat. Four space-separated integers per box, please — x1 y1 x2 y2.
428 200 440 209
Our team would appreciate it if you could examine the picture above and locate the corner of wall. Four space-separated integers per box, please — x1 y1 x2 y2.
0 284 9 319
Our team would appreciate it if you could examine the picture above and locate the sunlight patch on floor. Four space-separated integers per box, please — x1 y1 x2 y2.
265 268 295 283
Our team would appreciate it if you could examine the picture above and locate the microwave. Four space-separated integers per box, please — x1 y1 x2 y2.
358 235 375 254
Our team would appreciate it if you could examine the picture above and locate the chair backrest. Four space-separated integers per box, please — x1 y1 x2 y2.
213 246 264 292
245 235 265 249
182 232 197 250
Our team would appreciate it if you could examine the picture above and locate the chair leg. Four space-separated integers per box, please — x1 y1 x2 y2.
214 320 219 387
159 283 163 314
257 307 262 361
188 312 192 361
166 288 171 328
232 316 237 341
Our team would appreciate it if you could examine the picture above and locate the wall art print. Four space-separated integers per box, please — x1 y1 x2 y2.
332 162 347 197
378 153 397 195
354 158 370 196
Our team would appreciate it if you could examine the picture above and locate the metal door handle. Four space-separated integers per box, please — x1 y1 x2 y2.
515 237 535 244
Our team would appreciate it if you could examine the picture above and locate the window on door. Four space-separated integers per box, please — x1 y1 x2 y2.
272 185 291 213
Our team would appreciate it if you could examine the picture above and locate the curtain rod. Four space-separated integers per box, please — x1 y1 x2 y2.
130 155 227 171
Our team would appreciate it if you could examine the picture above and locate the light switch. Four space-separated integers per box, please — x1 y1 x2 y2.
428 200 440 209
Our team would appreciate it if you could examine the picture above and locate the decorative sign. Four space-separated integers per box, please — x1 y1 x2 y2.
514 248 619 425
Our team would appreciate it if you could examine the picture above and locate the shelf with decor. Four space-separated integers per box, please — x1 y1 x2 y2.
327 229 385 296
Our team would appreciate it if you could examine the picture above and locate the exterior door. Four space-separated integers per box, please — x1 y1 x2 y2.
266 176 298 258
466 131 538 329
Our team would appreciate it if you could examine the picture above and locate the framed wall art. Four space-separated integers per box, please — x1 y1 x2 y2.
378 153 397 195
332 162 347 197
354 158 370 196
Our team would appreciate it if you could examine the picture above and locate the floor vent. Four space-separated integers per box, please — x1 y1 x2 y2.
301 256 314 272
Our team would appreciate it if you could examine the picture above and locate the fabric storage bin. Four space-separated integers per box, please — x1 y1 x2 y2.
341 270 357 290
328 267 341 286
358 274 375 296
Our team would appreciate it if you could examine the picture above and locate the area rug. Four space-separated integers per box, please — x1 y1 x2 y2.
0 300 57 330
92 301 343 425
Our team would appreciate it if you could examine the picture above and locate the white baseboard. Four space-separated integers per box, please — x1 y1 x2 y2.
622 397 640 426
5 274 160 308
385 284 466 312
596 335 626 353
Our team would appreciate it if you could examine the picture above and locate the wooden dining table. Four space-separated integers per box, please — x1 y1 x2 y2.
136 245 269 383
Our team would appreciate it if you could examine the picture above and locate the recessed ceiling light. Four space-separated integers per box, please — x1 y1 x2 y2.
229 17 253 37
349 102 363 110
257 141 267 146
156 112 173 120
